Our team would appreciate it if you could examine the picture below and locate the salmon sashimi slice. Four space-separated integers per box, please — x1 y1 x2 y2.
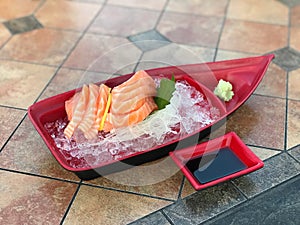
110 70 157 114
78 84 99 139
106 97 158 130
64 84 89 139
111 74 156 100
112 70 153 91
112 75 156 96
128 97 157 124
65 92 80 121
104 70 158 132
111 85 157 114
83 84 110 139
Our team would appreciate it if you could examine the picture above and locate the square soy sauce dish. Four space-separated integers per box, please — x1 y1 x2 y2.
169 132 264 190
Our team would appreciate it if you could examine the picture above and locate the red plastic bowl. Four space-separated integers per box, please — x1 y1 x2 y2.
169 132 264 190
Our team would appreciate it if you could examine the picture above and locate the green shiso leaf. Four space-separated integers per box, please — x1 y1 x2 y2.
154 75 176 110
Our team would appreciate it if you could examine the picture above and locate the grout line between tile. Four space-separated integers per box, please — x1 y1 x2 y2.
176 175 185 200
246 143 283 152
81 182 176 203
127 207 175 225
0 35 13 51
32 0 47 14
259 150 286 163
85 30 131 38
252 92 287 100
287 151 300 164
230 180 249 200
0 104 27 111
157 4 234 21
283 6 292 152
153 0 170 28
287 97 300 102
106 2 165 13
35 26 85 33
161 209 176 225
220 16 290 28
0 167 81 184
283 71 290 152
0 57 60 69
0 113 27 153
31 70 60 104
60 181 82 225
132 52 145 72
213 0 230 62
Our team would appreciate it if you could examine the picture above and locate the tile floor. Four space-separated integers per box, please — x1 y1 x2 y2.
0 0 299 224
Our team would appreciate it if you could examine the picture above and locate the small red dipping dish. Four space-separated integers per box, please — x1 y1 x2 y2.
169 132 264 190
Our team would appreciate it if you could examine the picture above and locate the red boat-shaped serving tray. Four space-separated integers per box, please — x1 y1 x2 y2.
28 54 274 180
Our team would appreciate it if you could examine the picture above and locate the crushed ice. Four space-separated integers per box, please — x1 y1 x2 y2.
44 80 220 168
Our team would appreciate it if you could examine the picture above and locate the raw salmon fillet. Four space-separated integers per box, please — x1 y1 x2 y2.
78 83 99 139
106 97 157 129
107 70 157 131
63 70 158 138
64 85 89 139
84 84 110 139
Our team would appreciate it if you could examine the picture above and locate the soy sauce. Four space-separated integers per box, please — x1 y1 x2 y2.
185 147 247 184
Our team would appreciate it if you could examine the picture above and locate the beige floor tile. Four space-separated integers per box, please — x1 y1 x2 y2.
291 5 300 27
39 68 113 100
166 0 228 17
289 69 300 100
0 0 41 21
0 170 77 225
108 0 167 10
63 33 141 74
254 63 287 98
248 146 281 160
84 157 183 200
180 178 197 198
290 27 300 51
0 23 11 47
287 100 300 149
219 19 288 54
88 5 160 37
215 49 255 61
0 116 80 181
137 43 215 70
0 60 56 108
225 95 286 150
157 12 223 48
0 28 81 66
35 0 102 31
227 0 288 25
0 107 25 149
63 185 171 225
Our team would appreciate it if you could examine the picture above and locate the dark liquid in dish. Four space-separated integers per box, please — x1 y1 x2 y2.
185 147 247 184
